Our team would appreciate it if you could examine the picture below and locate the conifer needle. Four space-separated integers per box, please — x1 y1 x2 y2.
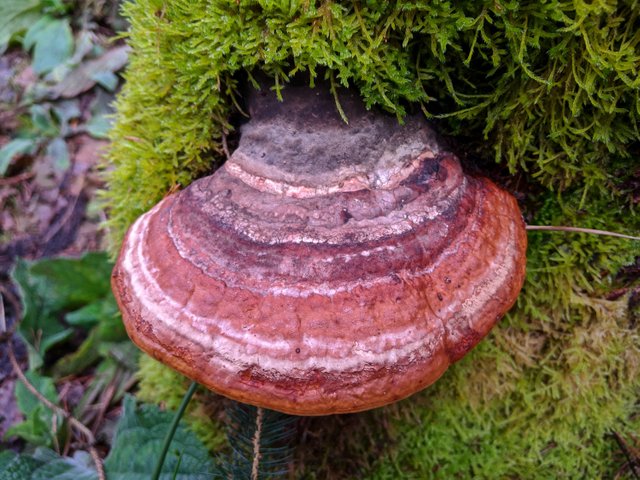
525 225 640 241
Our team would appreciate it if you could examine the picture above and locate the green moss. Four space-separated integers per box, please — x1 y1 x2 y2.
104 0 640 246
368 187 640 479
104 1 640 477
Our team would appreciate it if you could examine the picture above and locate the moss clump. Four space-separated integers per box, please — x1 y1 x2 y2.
370 186 640 479
105 0 640 478
104 0 640 244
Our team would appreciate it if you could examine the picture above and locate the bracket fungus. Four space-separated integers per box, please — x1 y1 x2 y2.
111 83 527 415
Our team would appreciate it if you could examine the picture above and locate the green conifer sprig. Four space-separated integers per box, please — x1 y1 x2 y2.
221 402 297 479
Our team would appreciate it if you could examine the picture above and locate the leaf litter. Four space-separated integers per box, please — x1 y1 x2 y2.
0 1 131 468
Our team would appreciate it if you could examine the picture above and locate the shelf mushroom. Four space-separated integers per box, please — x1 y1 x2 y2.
111 83 527 415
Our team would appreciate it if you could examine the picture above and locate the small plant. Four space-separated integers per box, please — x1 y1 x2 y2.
2 253 298 480
5 254 135 448
1 253 220 479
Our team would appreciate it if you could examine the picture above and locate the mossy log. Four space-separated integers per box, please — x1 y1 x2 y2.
105 1 640 478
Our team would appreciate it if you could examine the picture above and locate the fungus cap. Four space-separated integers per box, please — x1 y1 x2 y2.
111 85 527 415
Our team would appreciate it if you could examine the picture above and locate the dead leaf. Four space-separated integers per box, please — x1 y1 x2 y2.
49 45 129 99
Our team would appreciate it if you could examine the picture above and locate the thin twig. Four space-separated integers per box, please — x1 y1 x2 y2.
0 171 35 186
221 130 231 160
40 193 81 245
526 225 640 241
120 373 139 394
8 344 105 480
0 285 21 342
89 448 105 479
251 407 264 480
91 379 117 435
0 293 5 336
612 431 640 480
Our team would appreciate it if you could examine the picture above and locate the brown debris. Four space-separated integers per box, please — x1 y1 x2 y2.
0 135 107 268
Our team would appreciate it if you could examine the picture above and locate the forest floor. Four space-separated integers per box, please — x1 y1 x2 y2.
1 2 639 479
0 0 124 451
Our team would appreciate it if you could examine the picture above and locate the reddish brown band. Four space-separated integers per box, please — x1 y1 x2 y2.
112 148 526 415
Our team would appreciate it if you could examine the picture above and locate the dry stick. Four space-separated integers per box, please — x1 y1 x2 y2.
0 285 21 340
221 130 231 160
611 431 640 480
525 225 640 241
8 345 106 480
0 285 20 314
121 373 139 394
0 293 5 337
251 407 265 480
0 171 35 186
91 380 117 435
40 193 81 246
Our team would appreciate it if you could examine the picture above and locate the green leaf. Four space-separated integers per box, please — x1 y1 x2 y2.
0 451 14 470
41 0 69 16
86 88 115 139
4 405 54 447
5 371 60 447
104 396 220 480
14 252 114 318
45 137 70 171
30 104 59 137
0 450 43 480
38 328 74 360
14 371 58 416
30 449 98 480
50 45 129 99
23 16 49 51
51 295 131 376
94 299 128 342
52 100 81 137
0 449 99 480
25 342 44 371
0 0 41 53
0 138 36 176
51 328 101 378
25 16 73 75
85 113 112 139
91 71 119 92
66 296 119 328
11 252 114 364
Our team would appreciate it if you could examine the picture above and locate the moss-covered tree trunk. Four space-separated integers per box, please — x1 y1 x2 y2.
105 1 640 478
